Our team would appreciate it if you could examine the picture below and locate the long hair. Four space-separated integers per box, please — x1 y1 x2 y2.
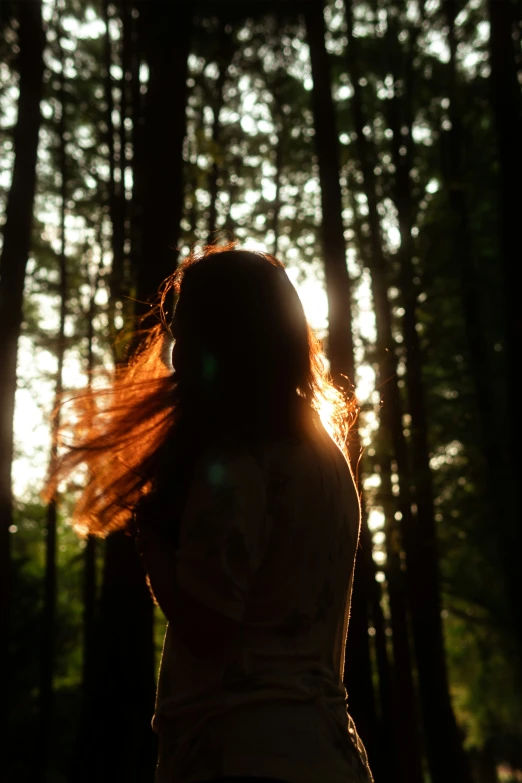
43 243 358 537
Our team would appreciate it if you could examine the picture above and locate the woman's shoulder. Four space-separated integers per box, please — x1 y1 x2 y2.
196 411 353 491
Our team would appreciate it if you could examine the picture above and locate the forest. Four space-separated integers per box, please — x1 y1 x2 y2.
0 0 521 781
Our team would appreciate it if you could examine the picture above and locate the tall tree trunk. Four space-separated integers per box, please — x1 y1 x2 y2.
0 0 44 718
378 451 423 783
93 532 156 783
69 246 103 783
443 0 517 651
117 0 133 348
80 257 100 728
486 0 522 657
103 0 126 354
304 1 383 772
71 536 156 783
304 1 355 386
129 0 146 312
39 55 68 780
134 0 192 324
358 511 400 783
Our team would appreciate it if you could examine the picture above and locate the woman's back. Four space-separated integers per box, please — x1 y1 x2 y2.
45 244 372 782
154 418 371 782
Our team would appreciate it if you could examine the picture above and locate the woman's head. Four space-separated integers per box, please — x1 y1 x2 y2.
44 242 357 536
169 247 317 425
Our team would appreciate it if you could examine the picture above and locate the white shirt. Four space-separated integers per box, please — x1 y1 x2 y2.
153 415 373 783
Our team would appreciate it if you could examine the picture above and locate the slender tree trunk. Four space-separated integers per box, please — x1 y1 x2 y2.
69 247 103 783
379 451 425 782
129 0 146 308
72 538 156 783
103 0 126 352
486 0 522 655
304 2 355 383
344 558 380 772
443 7 498 465
134 0 191 323
358 512 400 783
39 56 68 780
81 258 100 718
0 0 44 718
304 2 382 772
92 532 156 783
444 0 515 646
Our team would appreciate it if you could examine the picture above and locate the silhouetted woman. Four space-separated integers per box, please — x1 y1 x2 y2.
47 245 373 783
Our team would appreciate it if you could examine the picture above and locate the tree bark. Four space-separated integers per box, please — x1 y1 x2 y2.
134 1 192 324
103 0 127 355
486 0 522 656
71 533 156 783
358 511 400 783
40 51 68 779
0 0 44 719
304 1 355 386
80 258 100 728
378 452 424 783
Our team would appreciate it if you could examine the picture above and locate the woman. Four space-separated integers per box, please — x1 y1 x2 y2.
48 244 373 783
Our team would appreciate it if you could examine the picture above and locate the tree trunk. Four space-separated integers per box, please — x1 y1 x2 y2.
103 0 127 355
71 532 156 783
486 0 522 656
80 259 100 731
0 0 44 719
444 0 517 649
98 532 157 782
358 512 400 783
129 0 146 312
40 54 68 779
134 0 192 324
304 0 382 770
70 250 103 783
304 1 355 385
378 451 424 783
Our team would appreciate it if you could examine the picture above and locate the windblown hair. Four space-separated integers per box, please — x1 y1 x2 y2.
43 243 358 537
